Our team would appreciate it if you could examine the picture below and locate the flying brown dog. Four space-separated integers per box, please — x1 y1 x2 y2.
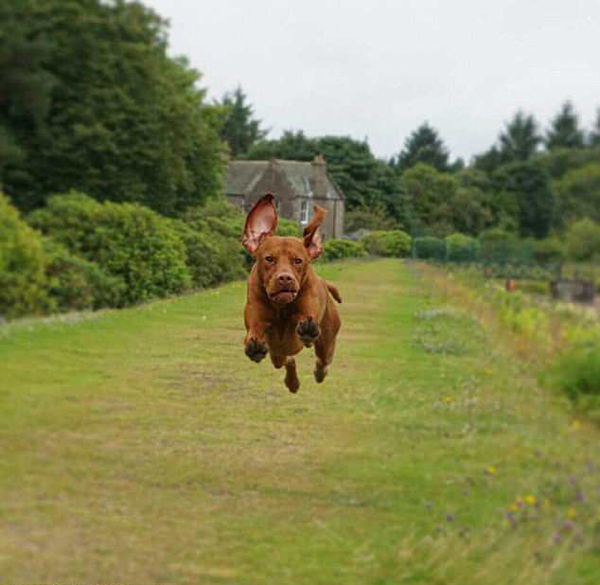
242 193 342 393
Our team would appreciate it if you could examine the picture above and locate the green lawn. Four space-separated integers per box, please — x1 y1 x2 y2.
1 259 598 584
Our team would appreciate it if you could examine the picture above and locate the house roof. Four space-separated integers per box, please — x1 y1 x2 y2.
225 161 269 195
225 159 344 200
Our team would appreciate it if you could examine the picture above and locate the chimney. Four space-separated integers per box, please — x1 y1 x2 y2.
312 154 327 197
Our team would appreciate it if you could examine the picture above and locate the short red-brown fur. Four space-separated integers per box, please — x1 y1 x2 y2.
242 194 342 392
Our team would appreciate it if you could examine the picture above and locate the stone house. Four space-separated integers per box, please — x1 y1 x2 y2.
224 156 345 240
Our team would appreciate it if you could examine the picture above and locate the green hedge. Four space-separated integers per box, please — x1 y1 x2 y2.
413 236 446 260
322 239 367 262
445 233 479 262
530 238 566 264
478 228 526 263
42 239 124 312
0 192 49 318
361 230 411 257
565 219 600 262
547 344 600 418
29 192 191 306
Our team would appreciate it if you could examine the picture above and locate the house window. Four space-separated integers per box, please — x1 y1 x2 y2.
300 199 309 224
303 177 313 197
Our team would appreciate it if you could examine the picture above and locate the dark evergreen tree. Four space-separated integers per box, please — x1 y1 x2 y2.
393 123 450 173
498 111 541 162
545 101 584 150
245 130 316 161
493 160 554 238
0 0 225 215
473 145 506 174
218 86 267 157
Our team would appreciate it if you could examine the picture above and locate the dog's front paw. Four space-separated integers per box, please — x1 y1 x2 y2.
245 338 268 363
297 318 320 348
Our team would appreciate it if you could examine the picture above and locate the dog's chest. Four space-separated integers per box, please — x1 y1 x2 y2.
267 315 303 355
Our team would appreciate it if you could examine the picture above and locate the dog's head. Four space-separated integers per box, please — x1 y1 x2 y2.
242 193 325 306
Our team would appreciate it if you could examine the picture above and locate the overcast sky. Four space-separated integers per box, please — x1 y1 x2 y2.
144 0 600 162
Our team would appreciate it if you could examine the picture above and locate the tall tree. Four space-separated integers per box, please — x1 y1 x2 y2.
493 160 554 238
245 130 316 161
0 0 225 215
498 111 541 162
393 123 450 173
473 145 505 174
218 86 267 157
545 101 584 150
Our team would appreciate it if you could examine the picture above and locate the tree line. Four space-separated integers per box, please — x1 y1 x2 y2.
223 92 600 242
1 0 599 244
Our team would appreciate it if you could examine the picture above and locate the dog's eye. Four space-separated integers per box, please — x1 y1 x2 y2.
265 255 275 263
293 257 303 265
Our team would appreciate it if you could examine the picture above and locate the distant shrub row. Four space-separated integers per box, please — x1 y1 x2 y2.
323 221 599 266
0 192 253 319
321 230 412 263
408 221 600 265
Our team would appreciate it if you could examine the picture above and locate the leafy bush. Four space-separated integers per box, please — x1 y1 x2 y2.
29 192 191 306
413 236 446 260
277 218 302 237
547 345 600 416
322 239 367 262
553 161 600 226
445 233 479 262
361 230 411 257
478 228 524 263
42 239 124 312
530 238 566 264
0 192 49 318
518 280 549 296
171 219 246 289
565 218 600 261
344 209 397 233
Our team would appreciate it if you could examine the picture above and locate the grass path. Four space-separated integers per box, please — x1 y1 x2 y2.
1 260 598 584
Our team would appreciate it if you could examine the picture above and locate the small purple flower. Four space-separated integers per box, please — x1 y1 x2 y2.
504 511 516 527
562 520 574 532
446 513 455 522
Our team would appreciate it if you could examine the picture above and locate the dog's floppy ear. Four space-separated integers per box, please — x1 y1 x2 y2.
242 193 278 255
303 204 326 259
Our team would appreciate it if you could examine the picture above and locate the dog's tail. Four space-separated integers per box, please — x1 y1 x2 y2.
326 282 342 304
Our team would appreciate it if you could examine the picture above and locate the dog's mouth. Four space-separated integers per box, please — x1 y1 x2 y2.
268 288 298 304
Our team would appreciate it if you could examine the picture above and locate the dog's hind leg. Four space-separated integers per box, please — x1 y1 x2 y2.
271 354 299 393
314 302 340 384
284 357 300 393
314 338 336 383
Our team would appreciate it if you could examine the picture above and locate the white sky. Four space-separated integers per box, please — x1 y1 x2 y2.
144 0 600 162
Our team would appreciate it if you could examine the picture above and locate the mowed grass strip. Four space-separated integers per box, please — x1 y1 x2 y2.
1 259 598 584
